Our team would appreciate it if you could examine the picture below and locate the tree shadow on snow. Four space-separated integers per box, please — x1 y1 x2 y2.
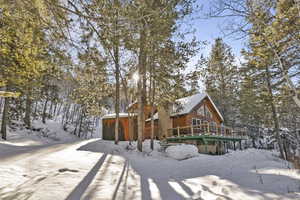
0 140 84 161
65 153 107 200
75 140 300 200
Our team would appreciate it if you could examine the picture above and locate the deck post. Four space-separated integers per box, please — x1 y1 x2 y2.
191 126 194 136
226 142 228 153
204 139 208 153
177 127 180 137
207 122 210 134
233 141 236 151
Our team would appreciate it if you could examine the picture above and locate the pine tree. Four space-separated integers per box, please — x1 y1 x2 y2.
0 1 53 138
199 38 239 126
240 1 287 159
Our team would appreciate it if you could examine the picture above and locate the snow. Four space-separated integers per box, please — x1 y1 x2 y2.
0 137 299 200
102 112 137 119
173 92 224 121
0 120 79 146
172 92 207 115
145 92 224 121
165 144 199 160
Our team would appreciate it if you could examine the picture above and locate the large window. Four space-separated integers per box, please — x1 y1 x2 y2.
205 108 212 118
197 105 212 119
197 105 205 116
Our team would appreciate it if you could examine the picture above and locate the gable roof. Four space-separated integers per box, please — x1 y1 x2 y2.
172 93 207 116
146 92 224 122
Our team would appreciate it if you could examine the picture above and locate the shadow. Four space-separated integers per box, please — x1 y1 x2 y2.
81 154 114 200
65 153 107 200
112 160 129 200
201 184 233 200
176 180 194 196
0 139 86 162
75 140 300 200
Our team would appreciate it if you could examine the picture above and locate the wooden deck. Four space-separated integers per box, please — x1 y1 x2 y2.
167 123 248 140
164 124 248 153
166 134 247 143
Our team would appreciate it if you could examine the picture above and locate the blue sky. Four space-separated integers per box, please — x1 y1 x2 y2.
182 1 247 72
193 17 245 56
192 1 247 56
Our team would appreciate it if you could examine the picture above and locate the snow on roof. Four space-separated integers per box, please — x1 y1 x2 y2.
171 93 207 116
126 101 137 110
145 92 224 121
102 113 137 119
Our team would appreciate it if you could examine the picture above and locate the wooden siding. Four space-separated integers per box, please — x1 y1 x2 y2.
102 117 137 141
172 115 188 128
171 97 222 131
144 120 159 139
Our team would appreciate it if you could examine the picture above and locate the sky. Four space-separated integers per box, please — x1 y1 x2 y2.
184 1 247 70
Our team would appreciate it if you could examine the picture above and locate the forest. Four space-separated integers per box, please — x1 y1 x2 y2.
0 0 300 199
1 0 300 158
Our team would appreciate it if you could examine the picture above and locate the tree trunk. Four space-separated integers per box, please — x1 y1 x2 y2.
56 102 62 120
114 0 120 145
264 36 300 108
78 114 83 138
150 64 156 150
42 98 48 124
53 102 58 118
265 66 286 159
150 83 155 150
121 73 131 145
157 105 172 138
137 22 147 152
49 100 54 119
33 101 38 119
24 93 32 128
1 97 9 140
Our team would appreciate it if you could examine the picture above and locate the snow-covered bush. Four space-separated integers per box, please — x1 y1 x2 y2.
166 144 199 160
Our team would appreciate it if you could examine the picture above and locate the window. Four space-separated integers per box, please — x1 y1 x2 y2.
192 118 201 126
197 105 205 116
205 108 212 118
210 121 217 132
192 118 197 126
197 105 212 119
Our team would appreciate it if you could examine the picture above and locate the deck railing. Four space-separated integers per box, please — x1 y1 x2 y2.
167 122 248 139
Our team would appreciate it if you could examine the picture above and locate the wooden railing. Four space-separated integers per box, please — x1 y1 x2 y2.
167 122 248 139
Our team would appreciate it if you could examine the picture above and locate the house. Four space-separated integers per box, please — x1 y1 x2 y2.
102 92 225 141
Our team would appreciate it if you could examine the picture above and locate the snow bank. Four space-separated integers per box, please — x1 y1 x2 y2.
2 120 79 147
166 144 199 160
31 120 79 142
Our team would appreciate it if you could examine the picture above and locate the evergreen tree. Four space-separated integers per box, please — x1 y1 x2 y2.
0 1 53 138
199 38 239 126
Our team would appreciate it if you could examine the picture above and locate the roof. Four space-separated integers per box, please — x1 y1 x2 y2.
206 94 224 121
146 92 224 122
102 113 137 119
171 93 207 116
105 92 224 122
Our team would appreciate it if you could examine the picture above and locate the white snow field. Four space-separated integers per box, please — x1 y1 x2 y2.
0 135 299 200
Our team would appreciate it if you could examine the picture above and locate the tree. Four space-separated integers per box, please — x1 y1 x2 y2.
209 0 300 108
199 38 239 126
0 0 52 138
208 0 300 159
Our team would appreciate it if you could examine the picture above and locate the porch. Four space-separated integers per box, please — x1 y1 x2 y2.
164 123 248 154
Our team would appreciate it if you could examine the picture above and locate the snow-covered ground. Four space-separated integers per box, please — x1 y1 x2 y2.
0 133 299 199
